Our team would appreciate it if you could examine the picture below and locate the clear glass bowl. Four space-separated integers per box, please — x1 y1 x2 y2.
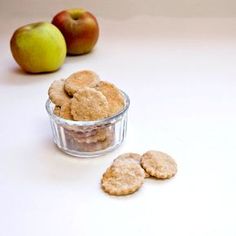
45 91 130 157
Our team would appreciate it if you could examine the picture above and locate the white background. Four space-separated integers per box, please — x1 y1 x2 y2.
0 1 236 235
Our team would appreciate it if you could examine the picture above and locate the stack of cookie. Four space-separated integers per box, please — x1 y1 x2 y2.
101 151 177 196
48 70 125 152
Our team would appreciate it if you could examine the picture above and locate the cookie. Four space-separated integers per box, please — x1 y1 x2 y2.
64 70 100 96
53 106 61 116
101 161 145 196
76 132 114 152
59 102 73 120
48 79 71 106
95 81 124 116
65 128 97 138
113 153 141 164
53 102 73 120
65 127 114 152
67 126 111 143
113 153 150 178
71 88 109 121
141 150 177 179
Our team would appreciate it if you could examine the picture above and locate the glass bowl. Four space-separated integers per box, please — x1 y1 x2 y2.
45 91 130 157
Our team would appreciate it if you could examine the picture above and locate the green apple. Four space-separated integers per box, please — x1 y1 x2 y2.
10 22 66 73
52 8 99 55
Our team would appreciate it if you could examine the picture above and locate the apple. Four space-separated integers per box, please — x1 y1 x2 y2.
52 8 99 55
10 22 66 73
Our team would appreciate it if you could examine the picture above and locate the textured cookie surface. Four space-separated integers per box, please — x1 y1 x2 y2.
95 81 124 115
101 161 145 196
48 79 71 106
53 103 73 120
113 153 141 164
113 153 150 178
59 102 73 120
141 150 177 179
71 88 109 121
64 70 100 96
53 106 61 116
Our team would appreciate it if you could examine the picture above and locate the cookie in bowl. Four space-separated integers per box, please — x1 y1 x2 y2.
46 70 130 157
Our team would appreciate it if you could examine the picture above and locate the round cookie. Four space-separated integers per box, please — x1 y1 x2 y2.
76 133 114 152
101 161 145 196
64 70 100 96
71 88 109 121
141 150 177 179
113 153 150 178
48 79 71 106
65 129 97 139
69 127 110 143
95 81 124 116
65 127 114 152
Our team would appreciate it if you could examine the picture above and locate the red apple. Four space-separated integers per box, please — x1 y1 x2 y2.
52 8 99 55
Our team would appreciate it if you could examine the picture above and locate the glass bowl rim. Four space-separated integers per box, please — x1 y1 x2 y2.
45 90 130 127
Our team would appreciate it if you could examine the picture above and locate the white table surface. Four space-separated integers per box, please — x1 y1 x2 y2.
1 1 236 235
